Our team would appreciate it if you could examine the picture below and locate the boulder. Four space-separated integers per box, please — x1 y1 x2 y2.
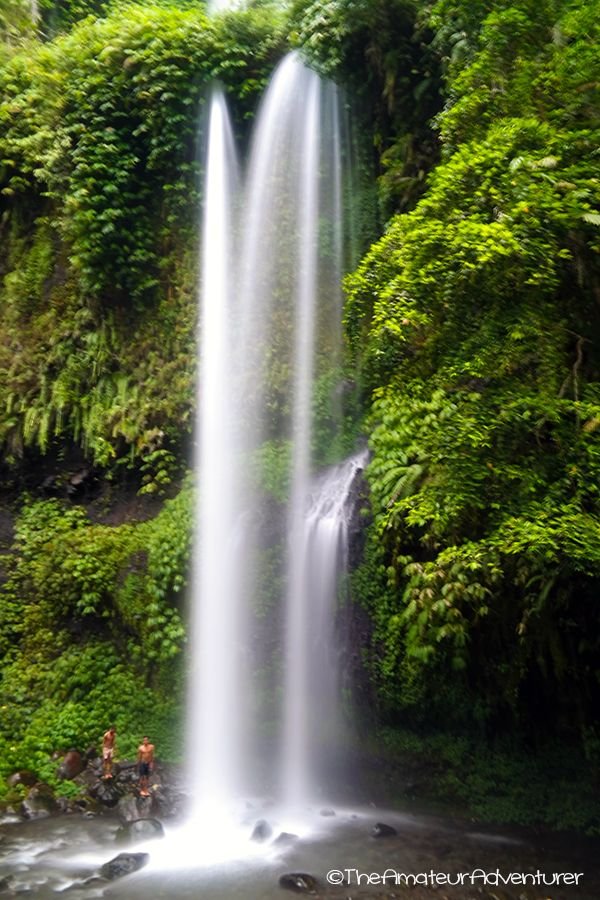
74 768 99 791
21 783 58 820
6 770 37 789
117 793 144 823
371 822 397 838
279 873 319 894
57 750 85 781
273 832 298 846
250 819 272 842
89 778 120 808
100 852 150 880
115 818 164 844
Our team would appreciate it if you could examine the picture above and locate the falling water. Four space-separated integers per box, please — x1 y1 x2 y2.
188 87 242 818
282 72 321 805
207 0 239 13
190 53 359 825
284 451 367 804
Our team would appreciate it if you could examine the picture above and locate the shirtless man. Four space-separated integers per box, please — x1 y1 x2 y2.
102 726 117 779
137 736 155 797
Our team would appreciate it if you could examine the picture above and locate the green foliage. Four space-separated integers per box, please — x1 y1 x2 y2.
312 366 362 467
0 486 192 787
369 727 600 833
289 0 442 215
39 0 119 35
347 0 600 742
0 2 285 469
253 439 291 503
0 0 36 45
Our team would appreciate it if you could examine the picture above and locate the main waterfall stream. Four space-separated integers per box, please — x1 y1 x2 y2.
188 51 358 827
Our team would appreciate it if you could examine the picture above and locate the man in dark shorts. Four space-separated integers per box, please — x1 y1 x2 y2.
137 736 155 797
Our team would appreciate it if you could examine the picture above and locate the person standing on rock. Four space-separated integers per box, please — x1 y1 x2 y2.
102 726 117 779
137 736 155 797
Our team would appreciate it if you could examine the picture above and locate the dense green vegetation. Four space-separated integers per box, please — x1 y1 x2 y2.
0 1 284 469
0 0 286 793
343 0 600 814
1 0 599 830
0 489 191 794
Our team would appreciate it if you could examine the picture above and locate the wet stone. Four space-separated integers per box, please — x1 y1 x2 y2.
57 750 85 781
251 819 273 842
115 817 164 844
99 852 150 880
21 783 58 820
273 832 298 846
90 779 120 807
371 822 398 838
117 793 145 823
6 771 37 789
279 872 319 894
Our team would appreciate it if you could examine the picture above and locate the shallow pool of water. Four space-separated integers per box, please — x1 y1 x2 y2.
1 802 598 899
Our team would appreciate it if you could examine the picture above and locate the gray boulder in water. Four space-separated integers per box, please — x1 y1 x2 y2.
100 852 150 880
279 873 319 894
272 831 298 846
21 784 58 819
371 821 398 837
115 818 165 844
250 818 272 842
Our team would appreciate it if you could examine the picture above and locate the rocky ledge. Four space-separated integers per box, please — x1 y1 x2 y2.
2 751 186 824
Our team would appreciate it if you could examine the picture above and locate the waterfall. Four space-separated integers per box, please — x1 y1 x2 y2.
207 0 240 13
188 87 243 818
190 54 360 825
283 450 367 804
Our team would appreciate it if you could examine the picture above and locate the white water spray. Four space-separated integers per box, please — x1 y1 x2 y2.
189 55 361 829
188 87 243 819
283 451 367 804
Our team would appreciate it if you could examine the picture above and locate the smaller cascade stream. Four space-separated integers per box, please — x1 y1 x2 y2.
283 450 368 804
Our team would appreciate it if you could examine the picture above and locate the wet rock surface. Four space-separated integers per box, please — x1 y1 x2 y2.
371 822 397 838
6 770 37 790
117 793 144 823
251 818 273 842
20 784 59 820
56 750 85 781
115 817 164 844
99 851 150 880
279 872 320 894
274 831 299 846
